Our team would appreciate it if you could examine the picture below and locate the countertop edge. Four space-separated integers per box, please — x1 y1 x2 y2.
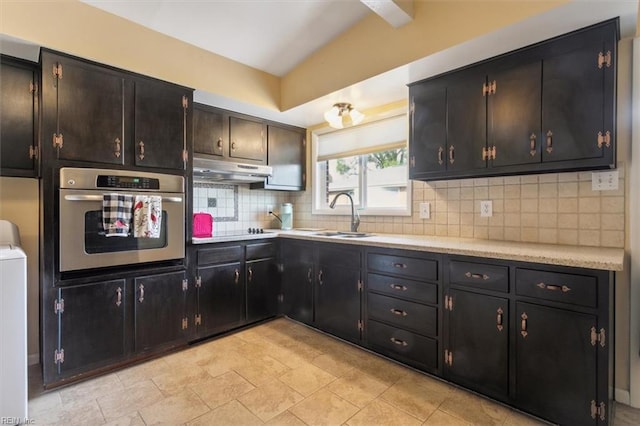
192 231 625 271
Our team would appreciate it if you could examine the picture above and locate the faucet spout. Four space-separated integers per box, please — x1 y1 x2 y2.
329 192 360 232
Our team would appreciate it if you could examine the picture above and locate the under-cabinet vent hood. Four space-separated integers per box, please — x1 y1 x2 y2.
193 157 272 184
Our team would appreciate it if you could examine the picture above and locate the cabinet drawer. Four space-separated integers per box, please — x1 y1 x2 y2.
449 260 508 293
246 242 277 260
197 245 243 266
368 253 438 281
368 273 437 305
368 293 437 337
516 268 597 308
367 320 438 371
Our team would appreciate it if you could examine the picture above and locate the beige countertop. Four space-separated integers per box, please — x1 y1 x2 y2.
192 229 625 271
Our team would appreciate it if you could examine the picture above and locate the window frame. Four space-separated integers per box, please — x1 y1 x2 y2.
311 112 411 217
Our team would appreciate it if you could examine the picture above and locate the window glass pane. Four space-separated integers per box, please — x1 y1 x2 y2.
366 148 408 209
325 156 360 206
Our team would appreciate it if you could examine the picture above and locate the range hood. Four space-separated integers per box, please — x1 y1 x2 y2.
192 157 272 184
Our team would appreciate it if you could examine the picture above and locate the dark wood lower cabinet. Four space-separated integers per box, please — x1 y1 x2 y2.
134 271 188 351
515 302 600 425
197 262 245 335
444 289 509 400
281 240 314 324
57 280 127 375
246 257 279 323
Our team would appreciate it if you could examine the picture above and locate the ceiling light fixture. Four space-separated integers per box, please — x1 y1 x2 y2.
324 103 365 129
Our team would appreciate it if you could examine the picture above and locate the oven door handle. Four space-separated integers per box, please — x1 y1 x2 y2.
63 195 183 203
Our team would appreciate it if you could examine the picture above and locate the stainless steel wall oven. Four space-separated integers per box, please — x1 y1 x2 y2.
59 167 185 272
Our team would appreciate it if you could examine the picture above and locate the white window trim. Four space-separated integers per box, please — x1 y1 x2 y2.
311 111 411 217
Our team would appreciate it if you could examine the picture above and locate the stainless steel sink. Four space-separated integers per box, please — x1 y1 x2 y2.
337 231 374 238
312 231 341 236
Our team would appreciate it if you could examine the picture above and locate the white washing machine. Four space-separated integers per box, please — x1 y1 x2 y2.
0 220 27 424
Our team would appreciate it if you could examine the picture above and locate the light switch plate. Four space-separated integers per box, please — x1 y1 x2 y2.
591 170 619 191
480 200 493 217
419 202 431 219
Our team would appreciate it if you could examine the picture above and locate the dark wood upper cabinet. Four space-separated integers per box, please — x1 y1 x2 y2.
252 124 306 191
193 103 224 157
0 56 39 177
41 51 126 166
40 49 192 171
541 23 616 166
228 115 266 163
133 79 190 170
408 18 618 181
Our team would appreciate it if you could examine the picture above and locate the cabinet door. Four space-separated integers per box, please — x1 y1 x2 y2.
0 57 38 177
315 245 362 343
134 271 187 351
58 280 126 375
446 69 487 174
193 104 224 157
264 125 305 190
281 241 314 324
246 258 279 323
515 302 598 425
229 115 266 162
488 59 542 168
409 81 447 178
41 53 125 165
134 79 189 170
197 262 245 335
445 289 508 399
541 26 615 165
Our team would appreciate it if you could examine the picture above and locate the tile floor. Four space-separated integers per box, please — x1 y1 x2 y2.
28 318 640 425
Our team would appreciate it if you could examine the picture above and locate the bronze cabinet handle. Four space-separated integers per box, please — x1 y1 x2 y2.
231 141 236 150
546 130 553 153
529 133 536 156
390 337 408 346
390 283 407 291
438 146 444 165
248 267 253 283
318 270 323 285
138 141 145 160
536 282 571 293
496 307 503 331
449 145 455 164
216 138 223 149
465 272 489 280
307 267 312 283
520 312 528 338
114 138 121 158
390 308 407 317
138 284 144 303
234 269 239 284
116 287 122 307
392 262 407 269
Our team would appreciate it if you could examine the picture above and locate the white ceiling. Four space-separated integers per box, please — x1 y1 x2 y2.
4 1 638 129
80 0 372 77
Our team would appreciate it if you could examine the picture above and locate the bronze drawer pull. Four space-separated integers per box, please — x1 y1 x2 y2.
520 312 528 338
529 133 537 156
318 270 323 285
390 284 408 291
437 146 444 165
449 145 455 164
307 267 312 283
138 141 145 160
536 282 571 293
496 307 503 331
546 130 553 154
234 269 240 284
465 272 489 280
116 287 122 307
390 337 408 347
390 308 407 317
138 284 144 303
216 138 223 150
248 266 253 283
392 262 407 269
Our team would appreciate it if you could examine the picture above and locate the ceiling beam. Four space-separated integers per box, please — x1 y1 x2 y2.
360 0 414 28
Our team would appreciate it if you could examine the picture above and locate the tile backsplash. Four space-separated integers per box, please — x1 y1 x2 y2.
193 182 289 233
290 165 626 248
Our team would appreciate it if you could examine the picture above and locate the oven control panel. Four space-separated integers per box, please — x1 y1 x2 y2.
96 175 160 190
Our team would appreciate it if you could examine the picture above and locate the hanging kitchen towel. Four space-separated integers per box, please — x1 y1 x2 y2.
102 193 133 237
133 195 162 238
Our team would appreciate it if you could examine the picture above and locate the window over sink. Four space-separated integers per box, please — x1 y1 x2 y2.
312 113 411 216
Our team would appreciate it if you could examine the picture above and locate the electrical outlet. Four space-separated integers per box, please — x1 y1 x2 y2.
419 202 431 219
266 204 274 220
480 200 493 217
591 170 618 191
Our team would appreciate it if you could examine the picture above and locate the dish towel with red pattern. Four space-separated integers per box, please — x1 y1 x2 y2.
133 195 162 238
102 193 133 237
